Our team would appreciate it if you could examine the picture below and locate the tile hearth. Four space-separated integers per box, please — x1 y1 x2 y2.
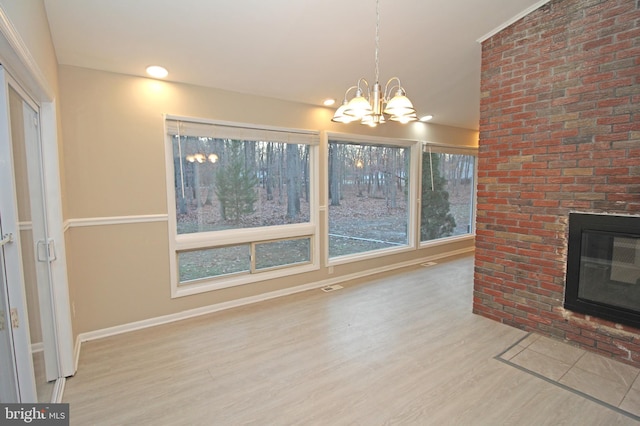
498 333 640 421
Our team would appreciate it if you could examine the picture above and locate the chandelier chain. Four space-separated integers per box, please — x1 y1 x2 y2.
375 0 380 84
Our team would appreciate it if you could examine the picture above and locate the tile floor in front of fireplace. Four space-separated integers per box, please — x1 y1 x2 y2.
498 333 640 420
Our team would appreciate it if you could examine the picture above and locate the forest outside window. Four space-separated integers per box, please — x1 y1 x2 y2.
165 117 319 295
328 138 413 260
420 145 476 243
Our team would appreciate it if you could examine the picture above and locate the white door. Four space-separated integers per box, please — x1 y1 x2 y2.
0 68 38 402
0 218 21 402
0 66 62 402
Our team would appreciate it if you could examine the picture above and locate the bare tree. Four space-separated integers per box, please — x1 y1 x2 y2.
329 143 341 206
286 144 301 219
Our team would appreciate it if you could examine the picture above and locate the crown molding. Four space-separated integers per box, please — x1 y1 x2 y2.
477 0 552 43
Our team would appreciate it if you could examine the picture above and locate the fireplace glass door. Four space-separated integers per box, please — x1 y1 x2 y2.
579 231 640 311
565 213 640 329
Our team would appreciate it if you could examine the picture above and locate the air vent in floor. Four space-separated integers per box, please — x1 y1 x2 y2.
321 284 343 292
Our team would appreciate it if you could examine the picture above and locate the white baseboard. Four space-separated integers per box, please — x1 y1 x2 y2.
73 335 82 373
73 248 474 367
52 377 66 403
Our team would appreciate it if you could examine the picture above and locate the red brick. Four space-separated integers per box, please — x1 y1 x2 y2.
566 332 596 347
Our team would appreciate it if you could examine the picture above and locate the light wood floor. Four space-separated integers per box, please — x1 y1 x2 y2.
63 255 638 425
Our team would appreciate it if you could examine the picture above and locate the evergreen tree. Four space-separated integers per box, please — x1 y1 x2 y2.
421 153 456 240
215 141 258 223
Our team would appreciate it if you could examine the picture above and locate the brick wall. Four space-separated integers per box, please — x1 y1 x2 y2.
473 0 640 366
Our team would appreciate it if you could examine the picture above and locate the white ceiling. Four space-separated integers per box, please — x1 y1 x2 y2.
43 0 547 130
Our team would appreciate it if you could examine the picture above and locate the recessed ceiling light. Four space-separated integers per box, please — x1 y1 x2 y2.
146 65 168 79
419 115 434 122
323 98 336 106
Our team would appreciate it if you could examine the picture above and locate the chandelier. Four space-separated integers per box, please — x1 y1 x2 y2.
332 0 417 127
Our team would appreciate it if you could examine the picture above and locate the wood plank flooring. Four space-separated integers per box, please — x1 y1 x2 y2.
63 255 638 425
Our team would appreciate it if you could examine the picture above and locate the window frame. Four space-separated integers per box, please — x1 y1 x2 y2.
325 132 421 266
165 115 320 298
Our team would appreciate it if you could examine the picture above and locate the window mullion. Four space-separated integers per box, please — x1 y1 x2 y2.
250 242 256 273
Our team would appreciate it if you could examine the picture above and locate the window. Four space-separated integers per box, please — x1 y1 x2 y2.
328 137 414 260
178 237 312 283
165 117 319 296
255 238 311 270
179 245 250 282
421 145 476 243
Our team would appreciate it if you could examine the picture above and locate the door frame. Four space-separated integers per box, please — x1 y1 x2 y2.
0 7 75 386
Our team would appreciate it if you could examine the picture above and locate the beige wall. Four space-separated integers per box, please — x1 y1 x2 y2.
0 0 68 214
59 65 478 335
0 0 59 90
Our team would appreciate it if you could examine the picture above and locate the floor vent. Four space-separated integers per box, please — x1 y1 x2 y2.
321 284 343 293
421 261 438 267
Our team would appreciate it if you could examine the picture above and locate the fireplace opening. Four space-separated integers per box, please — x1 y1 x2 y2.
565 213 640 329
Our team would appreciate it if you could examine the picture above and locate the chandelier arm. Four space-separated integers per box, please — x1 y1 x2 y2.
356 77 371 100
383 77 403 100
342 85 359 102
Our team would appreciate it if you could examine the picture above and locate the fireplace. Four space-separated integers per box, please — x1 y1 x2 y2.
565 213 640 329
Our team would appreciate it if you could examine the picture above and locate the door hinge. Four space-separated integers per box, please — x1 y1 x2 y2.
0 311 5 331
36 238 56 262
10 308 18 329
